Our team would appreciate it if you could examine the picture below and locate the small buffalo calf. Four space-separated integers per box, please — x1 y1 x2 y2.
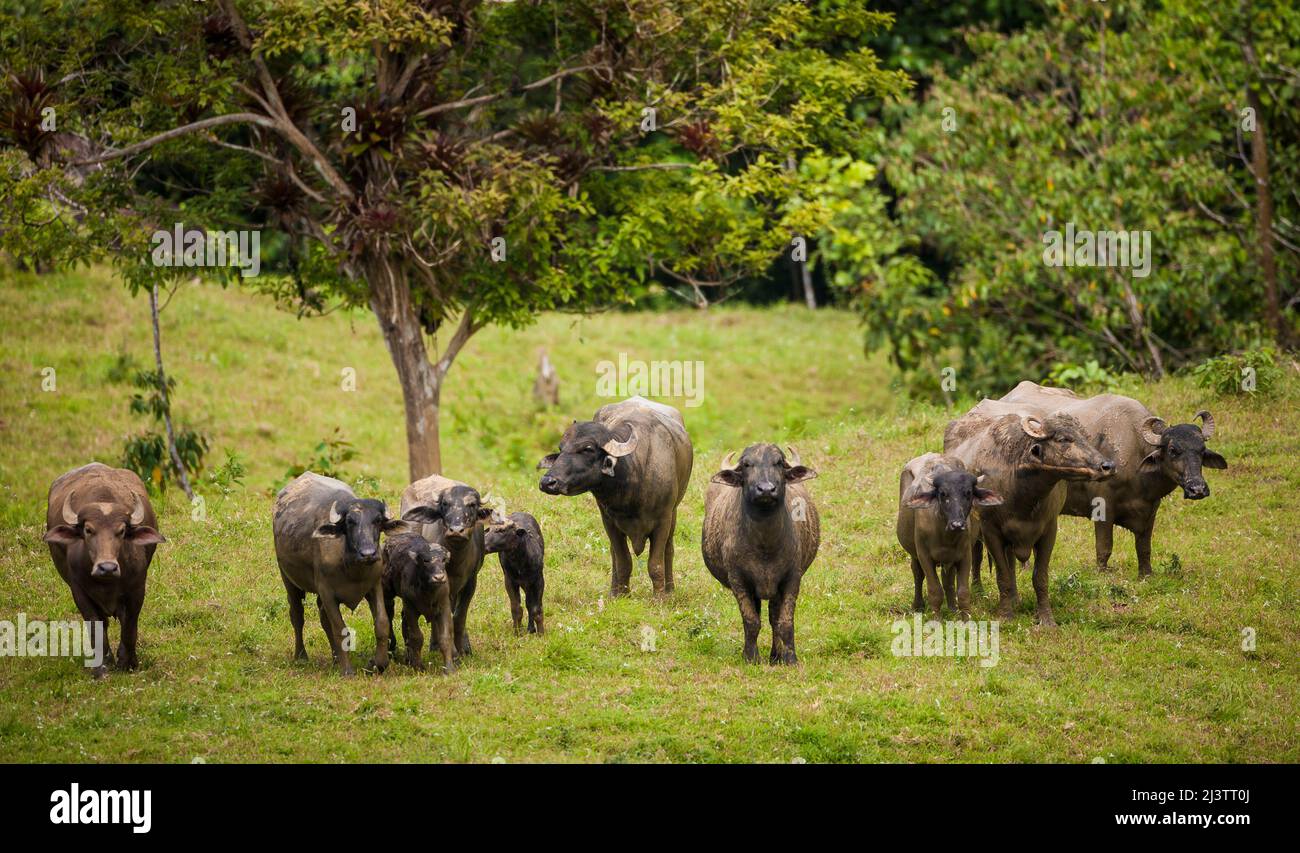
896 453 1002 620
382 531 455 673
483 512 545 635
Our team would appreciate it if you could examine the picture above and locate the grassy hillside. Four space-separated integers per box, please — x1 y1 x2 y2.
1 268 1296 763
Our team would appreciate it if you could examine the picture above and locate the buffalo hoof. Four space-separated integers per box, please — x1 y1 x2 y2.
405 653 425 670
293 648 308 662
366 657 388 674
90 665 109 680
1035 611 1058 629
338 663 357 677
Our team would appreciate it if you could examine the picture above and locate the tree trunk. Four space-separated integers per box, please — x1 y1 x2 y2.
368 262 443 481
149 282 194 500
1240 14 1281 343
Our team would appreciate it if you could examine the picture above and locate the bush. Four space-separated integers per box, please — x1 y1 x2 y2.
1190 348 1284 398
1046 360 1122 395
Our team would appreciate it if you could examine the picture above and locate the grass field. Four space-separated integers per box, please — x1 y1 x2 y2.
1 267 1297 763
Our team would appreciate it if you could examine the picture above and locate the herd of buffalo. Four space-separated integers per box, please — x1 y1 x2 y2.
40 385 1226 677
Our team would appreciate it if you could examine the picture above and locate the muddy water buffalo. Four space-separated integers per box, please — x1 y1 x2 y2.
896 453 1002 620
702 445 819 664
382 531 454 673
399 475 492 659
483 512 546 635
43 463 166 678
944 404 1115 626
273 472 425 675
538 396 693 597
999 381 1228 576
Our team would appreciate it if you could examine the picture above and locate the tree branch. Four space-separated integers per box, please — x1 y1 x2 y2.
71 113 279 165
415 64 605 119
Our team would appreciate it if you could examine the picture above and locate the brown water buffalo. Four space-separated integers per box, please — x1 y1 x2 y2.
999 381 1227 576
399 474 491 659
538 396 693 597
382 531 454 673
702 444 820 664
43 463 165 678
944 402 1115 626
896 453 1002 620
483 511 546 635
273 472 429 675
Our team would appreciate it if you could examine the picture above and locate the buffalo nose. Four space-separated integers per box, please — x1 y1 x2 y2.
540 475 559 494
947 520 967 532
93 561 120 577
755 482 778 497
358 547 377 560
1100 460 1116 475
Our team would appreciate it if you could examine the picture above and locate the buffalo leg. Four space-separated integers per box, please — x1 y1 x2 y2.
1031 520 1058 627
1135 515 1155 577
116 588 143 670
646 512 673 597
941 564 957 611
1094 520 1114 572
971 539 983 591
768 591 784 664
366 584 390 673
504 575 524 635
316 591 354 676
774 575 801 665
384 594 398 657
282 573 307 661
984 527 1018 619
526 577 544 634
69 585 110 679
728 575 762 663
599 507 634 597
663 509 677 593
910 556 925 612
955 552 973 620
435 602 455 674
402 605 425 670
453 571 477 658
918 552 944 619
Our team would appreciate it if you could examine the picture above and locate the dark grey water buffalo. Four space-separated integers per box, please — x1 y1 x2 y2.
273 472 427 675
483 511 546 635
999 381 1227 576
944 402 1115 625
399 474 492 659
896 453 1002 620
538 396 693 597
382 531 454 673
702 444 820 664
43 463 166 678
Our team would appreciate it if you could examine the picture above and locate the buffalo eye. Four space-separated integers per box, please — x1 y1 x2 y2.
1055 435 1068 444
1169 446 1181 457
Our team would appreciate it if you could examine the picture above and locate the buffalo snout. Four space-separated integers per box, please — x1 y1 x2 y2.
92 560 120 578
946 519 967 532
1183 481 1210 500
539 474 562 495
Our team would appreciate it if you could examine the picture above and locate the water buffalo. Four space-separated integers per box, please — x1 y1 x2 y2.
43 463 166 678
944 403 1115 626
896 453 1002 620
382 531 454 673
702 444 820 664
273 472 428 675
538 396 693 597
483 511 545 635
399 474 492 659
999 381 1228 576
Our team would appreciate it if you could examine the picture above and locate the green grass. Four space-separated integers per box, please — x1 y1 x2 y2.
1 267 1297 763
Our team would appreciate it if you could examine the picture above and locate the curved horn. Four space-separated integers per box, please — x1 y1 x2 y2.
1195 410 1215 440
721 451 737 470
602 424 637 458
327 501 342 524
1020 415 1048 440
61 491 79 526
1140 416 1167 446
129 492 146 526
785 446 802 467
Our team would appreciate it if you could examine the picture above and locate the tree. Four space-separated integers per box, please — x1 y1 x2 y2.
0 0 909 479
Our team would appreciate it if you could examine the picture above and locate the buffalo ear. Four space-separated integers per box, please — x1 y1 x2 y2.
600 455 618 476
126 525 166 545
476 506 494 521
973 488 1003 507
516 526 528 538
1029 442 1044 460
381 517 408 532
1139 450 1163 473
710 469 744 488
401 505 441 525
784 465 817 483
1202 450 1228 470
42 525 80 545
905 490 937 509
536 453 558 471
313 522 344 539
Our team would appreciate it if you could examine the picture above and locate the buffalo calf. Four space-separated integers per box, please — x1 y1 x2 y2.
483 512 545 635
896 453 1002 619
43 463 166 678
382 531 454 673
